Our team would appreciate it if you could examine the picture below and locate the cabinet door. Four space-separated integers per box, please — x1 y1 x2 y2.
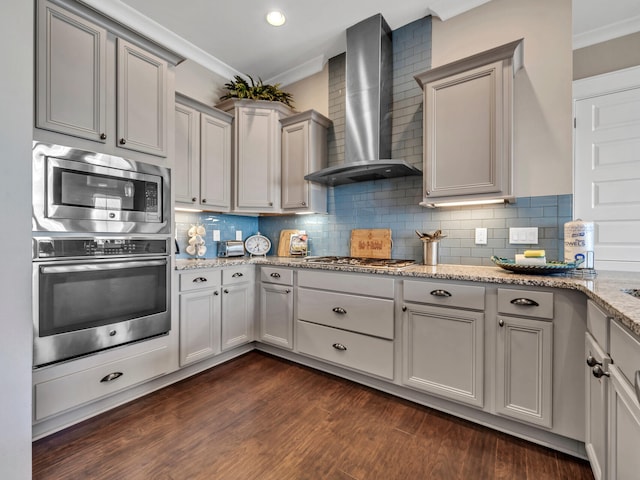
221 283 255 351
117 39 168 157
585 333 608 480
36 0 107 142
234 106 280 212
281 120 309 209
179 288 221 366
259 283 293 349
496 315 553 427
402 303 484 407
174 103 200 205
200 112 231 211
608 365 640 480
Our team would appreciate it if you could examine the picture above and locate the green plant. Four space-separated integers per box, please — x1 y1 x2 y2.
220 75 294 108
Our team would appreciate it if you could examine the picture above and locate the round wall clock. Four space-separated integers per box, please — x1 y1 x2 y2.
244 232 271 257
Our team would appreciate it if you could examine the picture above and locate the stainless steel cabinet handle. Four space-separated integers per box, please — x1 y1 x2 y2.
232 272 244 278
430 289 452 297
498 319 505 327
510 298 539 307
586 355 601 367
592 365 609 379
100 372 123 383
270 272 281 278
332 307 347 315
332 343 347 351
193 277 208 283
635 371 640 404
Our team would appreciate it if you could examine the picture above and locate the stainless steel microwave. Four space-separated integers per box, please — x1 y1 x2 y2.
32 142 171 234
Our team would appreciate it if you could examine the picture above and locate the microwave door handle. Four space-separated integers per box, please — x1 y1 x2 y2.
40 259 166 274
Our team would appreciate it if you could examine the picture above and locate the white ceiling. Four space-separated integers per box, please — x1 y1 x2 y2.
82 0 640 85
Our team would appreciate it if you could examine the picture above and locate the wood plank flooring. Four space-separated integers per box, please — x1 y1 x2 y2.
33 351 594 480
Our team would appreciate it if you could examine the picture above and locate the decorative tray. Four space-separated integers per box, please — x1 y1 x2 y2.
490 256 583 275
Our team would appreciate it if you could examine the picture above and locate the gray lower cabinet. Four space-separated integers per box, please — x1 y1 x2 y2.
221 266 255 351
402 280 485 407
259 267 294 349
178 270 222 366
495 288 553 428
608 320 640 480
296 270 395 379
36 0 172 158
174 94 232 211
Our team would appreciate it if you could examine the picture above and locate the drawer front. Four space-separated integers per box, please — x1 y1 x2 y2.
34 345 170 420
298 288 394 339
610 320 640 387
497 288 553 319
297 320 394 379
587 300 610 349
180 270 221 292
222 265 254 285
404 280 485 310
260 266 293 286
298 270 394 298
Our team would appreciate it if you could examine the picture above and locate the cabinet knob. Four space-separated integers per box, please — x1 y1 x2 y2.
332 307 347 315
223 289 229 294
100 133 107 140
332 343 347 351
402 305 407 312
119 138 126 145
284 289 291 294
192 197 197 202
100 372 123 383
202 199 207 203
586 355 601 368
510 298 539 307
592 365 609 379
214 290 219 296
301 201 306 206
426 190 431 196
268 202 273 207
498 319 505 327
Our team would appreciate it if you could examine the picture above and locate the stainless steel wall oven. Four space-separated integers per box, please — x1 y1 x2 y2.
32 237 171 367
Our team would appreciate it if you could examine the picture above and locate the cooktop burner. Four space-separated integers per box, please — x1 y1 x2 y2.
304 256 415 269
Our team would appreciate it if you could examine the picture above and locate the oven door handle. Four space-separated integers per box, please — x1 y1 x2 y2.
40 259 167 274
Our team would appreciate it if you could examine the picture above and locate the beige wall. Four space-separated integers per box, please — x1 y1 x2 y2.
432 0 573 197
282 64 330 116
573 31 640 80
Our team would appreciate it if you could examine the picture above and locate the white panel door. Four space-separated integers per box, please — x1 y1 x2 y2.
574 69 640 272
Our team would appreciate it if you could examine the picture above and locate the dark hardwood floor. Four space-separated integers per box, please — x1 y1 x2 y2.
33 351 594 480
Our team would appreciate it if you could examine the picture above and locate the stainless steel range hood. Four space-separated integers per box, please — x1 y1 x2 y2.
305 14 421 187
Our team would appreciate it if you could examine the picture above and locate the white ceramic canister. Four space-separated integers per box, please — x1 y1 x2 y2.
564 219 594 269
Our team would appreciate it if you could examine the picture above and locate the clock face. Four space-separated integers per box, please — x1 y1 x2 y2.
245 234 271 256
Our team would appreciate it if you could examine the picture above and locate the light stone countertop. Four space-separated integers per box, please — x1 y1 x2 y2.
175 257 640 338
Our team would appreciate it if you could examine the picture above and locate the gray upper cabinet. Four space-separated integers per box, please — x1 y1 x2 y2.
36 0 107 142
415 39 523 206
280 110 331 214
35 0 180 160
116 39 168 157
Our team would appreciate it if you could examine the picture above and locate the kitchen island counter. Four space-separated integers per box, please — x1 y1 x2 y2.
175 258 640 337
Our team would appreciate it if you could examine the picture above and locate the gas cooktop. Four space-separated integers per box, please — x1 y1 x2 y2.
303 256 415 269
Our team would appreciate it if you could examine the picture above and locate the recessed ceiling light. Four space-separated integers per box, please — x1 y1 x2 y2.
266 10 286 27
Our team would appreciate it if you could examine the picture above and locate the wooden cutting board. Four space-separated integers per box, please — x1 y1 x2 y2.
350 229 392 258
277 229 300 257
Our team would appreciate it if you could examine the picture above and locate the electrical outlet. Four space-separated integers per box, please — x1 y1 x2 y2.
235 230 242 241
213 230 220 241
509 227 538 244
475 228 487 245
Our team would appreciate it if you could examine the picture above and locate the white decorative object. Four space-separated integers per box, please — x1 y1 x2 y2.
187 224 206 258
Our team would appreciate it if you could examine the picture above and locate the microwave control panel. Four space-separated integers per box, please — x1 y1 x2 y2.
33 238 168 259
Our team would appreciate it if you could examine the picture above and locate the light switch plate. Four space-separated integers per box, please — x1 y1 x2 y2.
235 230 243 241
509 227 538 244
475 228 488 245
213 230 220 241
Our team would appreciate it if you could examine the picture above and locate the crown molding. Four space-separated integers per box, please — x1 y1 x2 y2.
265 55 326 87
573 14 640 50
426 0 492 21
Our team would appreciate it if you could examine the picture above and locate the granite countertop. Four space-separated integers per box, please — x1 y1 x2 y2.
175 257 640 337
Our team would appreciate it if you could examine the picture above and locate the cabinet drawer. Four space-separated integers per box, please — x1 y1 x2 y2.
34 345 170 420
222 265 254 285
261 267 293 285
298 288 394 339
497 288 553 319
297 320 394 380
610 320 640 387
180 270 221 292
587 300 610 349
404 280 485 310
298 270 394 298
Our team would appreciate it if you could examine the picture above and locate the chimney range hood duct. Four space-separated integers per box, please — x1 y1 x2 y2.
304 14 421 187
